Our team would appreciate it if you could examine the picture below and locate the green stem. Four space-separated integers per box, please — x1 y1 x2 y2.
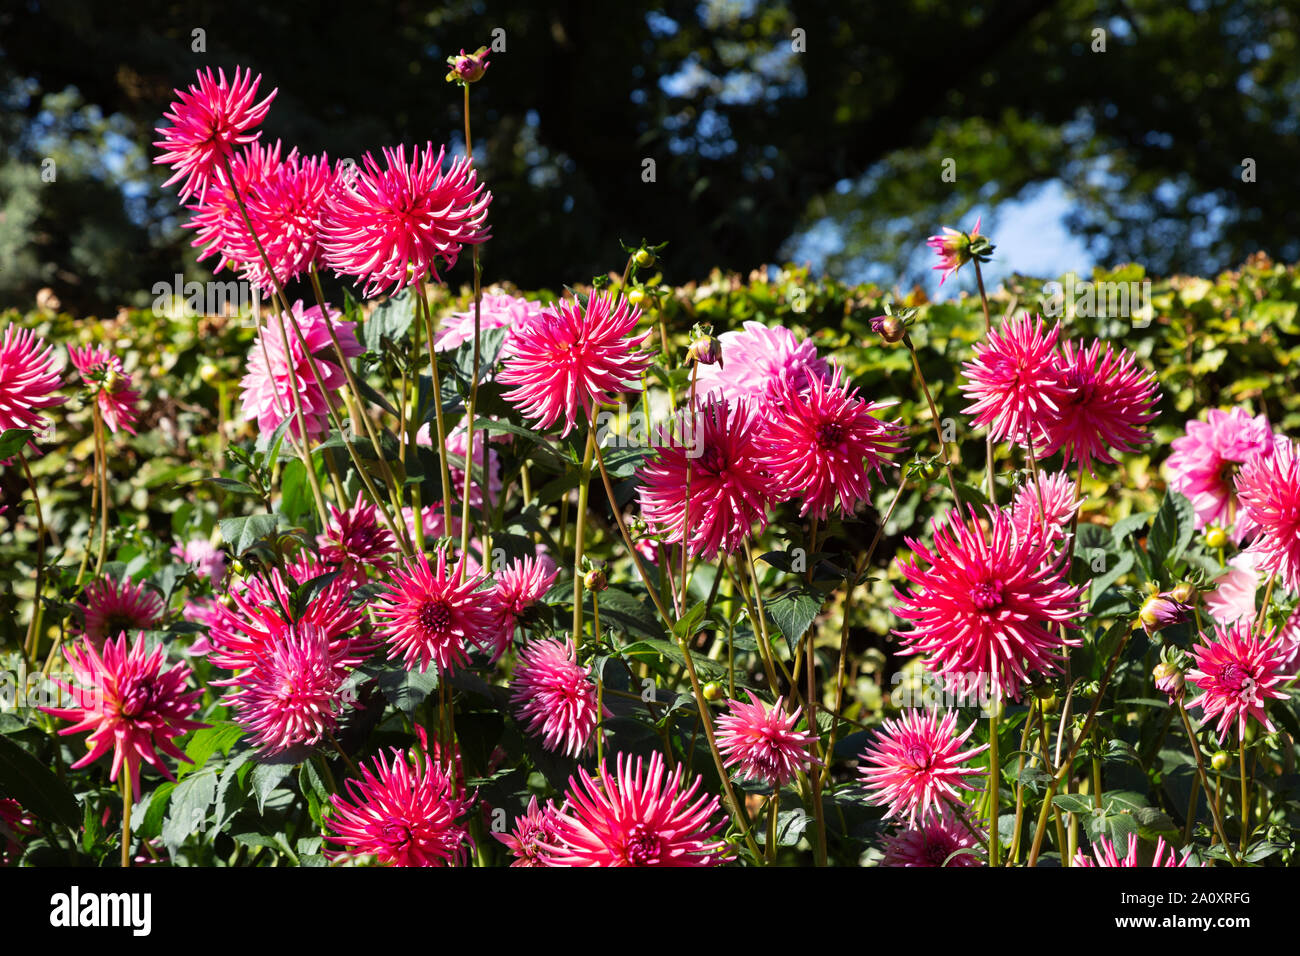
18 451 47 668
572 427 597 650
988 706 1001 866
1176 700 1239 865
903 334 963 504
120 764 133 868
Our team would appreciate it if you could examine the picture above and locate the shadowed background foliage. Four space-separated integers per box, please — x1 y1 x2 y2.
2 0 1299 312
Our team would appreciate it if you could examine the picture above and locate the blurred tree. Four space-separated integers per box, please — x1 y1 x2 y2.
0 0 1297 311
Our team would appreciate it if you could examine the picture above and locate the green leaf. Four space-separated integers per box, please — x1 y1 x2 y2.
179 723 244 778
219 513 280 555
671 600 711 640
136 781 176 841
162 767 218 848
0 428 34 459
0 734 81 828
765 586 825 654
250 761 293 812
1148 490 1195 568
198 477 259 497
377 665 440 714
1089 552 1135 610
363 289 417 350
1052 793 1094 814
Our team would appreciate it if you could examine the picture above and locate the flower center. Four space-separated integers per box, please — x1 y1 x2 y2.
1220 663 1257 700
624 823 664 865
925 833 959 866
971 579 1005 611
417 599 452 634
381 821 413 851
903 743 932 771
816 421 844 449
118 681 154 719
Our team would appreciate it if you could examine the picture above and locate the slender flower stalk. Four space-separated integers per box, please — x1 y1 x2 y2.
902 334 963 503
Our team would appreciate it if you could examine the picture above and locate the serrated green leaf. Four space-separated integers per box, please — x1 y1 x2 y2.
219 513 280 555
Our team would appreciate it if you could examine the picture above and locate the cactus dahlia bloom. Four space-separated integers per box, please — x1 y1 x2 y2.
715 691 820 788
759 367 906 519
894 506 1085 701
487 555 559 659
692 320 830 409
67 344 142 435
1204 551 1263 626
316 490 397 583
636 398 772 560
926 215 984 286
42 633 207 800
498 291 652 436
0 324 65 443
1073 834 1201 867
1009 471 1080 544
325 740 474 867
959 312 1065 445
75 575 165 646
509 639 600 758
153 66 277 201
858 709 989 825
319 143 490 298
495 796 561 867
184 138 284 273
881 809 985 867
1187 619 1292 743
1235 439 1300 594
537 751 732 867
1166 407 1282 543
1036 338 1159 473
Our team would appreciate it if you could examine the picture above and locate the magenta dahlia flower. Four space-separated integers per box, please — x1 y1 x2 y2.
499 291 652 436
1166 407 1281 542
184 138 283 273
1036 338 1159 473
759 367 906 519
67 344 141 435
637 398 772 560
1187 619 1292 742
75 575 165 646
1074 834 1200 867
239 300 362 441
510 638 600 758
153 66 277 201
1009 471 1080 544
858 709 988 825
495 796 561 867
325 741 474 867
894 506 1085 700
715 691 820 788
374 547 496 674
926 216 984 286
959 312 1064 445
170 538 226 583
538 751 732 867
320 143 490 297
881 808 984 867
487 554 559 659
693 320 830 409
0 324 65 442
43 633 207 799
317 490 396 583
1235 439 1300 593
434 293 543 354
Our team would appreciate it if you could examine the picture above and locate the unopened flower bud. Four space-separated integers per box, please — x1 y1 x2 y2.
199 362 221 385
1211 750 1231 772
1169 581 1197 606
1205 526 1228 550
633 248 656 269
702 681 724 702
1138 592 1191 635
919 459 941 481
1152 660 1185 699
446 46 490 84
688 333 723 366
583 567 608 592
870 314 906 344
626 287 646 307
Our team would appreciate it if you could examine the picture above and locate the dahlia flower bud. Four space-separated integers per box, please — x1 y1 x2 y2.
446 46 490 85
1153 660 1185 699
1204 526 1228 550
633 248 656 269
702 681 725 702
1138 592 1191 635
1211 750 1231 772
626 287 646 307
687 324 723 367
870 314 906 344
583 565 608 592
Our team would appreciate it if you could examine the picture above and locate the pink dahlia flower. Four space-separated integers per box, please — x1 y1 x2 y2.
320 143 490 297
75 575 165 646
1187 619 1292 743
959 312 1065 445
184 138 284 275
538 751 732 866
1166 407 1281 542
498 291 652 436
1073 834 1200 867
325 742 474 867
67 344 141 435
926 215 983 286
153 66 277 201
170 538 227 583
510 638 600 758
43 633 207 800
434 293 544 354
495 796 561 867
1036 338 1159 473
1235 439 1300 593
858 709 988 825
0 798 35 865
487 554 560 659
637 399 772 560
374 547 496 675
1204 551 1263 626
1277 609 1300 678
0 324 65 443
1009 471 1080 544
881 808 984 867
317 490 396 583
692 320 830 409
759 367 906 519
239 300 362 441
894 506 1085 701
715 691 820 788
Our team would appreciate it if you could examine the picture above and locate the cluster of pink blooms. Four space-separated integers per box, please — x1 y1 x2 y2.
1073 834 1201 867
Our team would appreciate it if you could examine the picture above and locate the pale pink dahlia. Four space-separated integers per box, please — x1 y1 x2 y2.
1009 471 1080 544
153 66 277 201
42 633 207 800
325 742 474 867
170 538 227 583
881 808 984 867
320 143 490 297
693 320 830 409
1187 618 1292 742
495 796 561 867
894 506 1085 700
538 751 732 867
1236 439 1300 593
510 638 600 758
1166 407 1281 542
715 691 820 788
1204 551 1262 626
759 367 906 519
75 575 165 646
317 490 396 582
858 709 988 825
434 293 544 354
374 547 496 674
636 399 772 560
239 300 362 440
1073 834 1200 867
67 344 141 435
0 324 64 442
1036 338 1159 473
959 312 1065 444
498 292 652 436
